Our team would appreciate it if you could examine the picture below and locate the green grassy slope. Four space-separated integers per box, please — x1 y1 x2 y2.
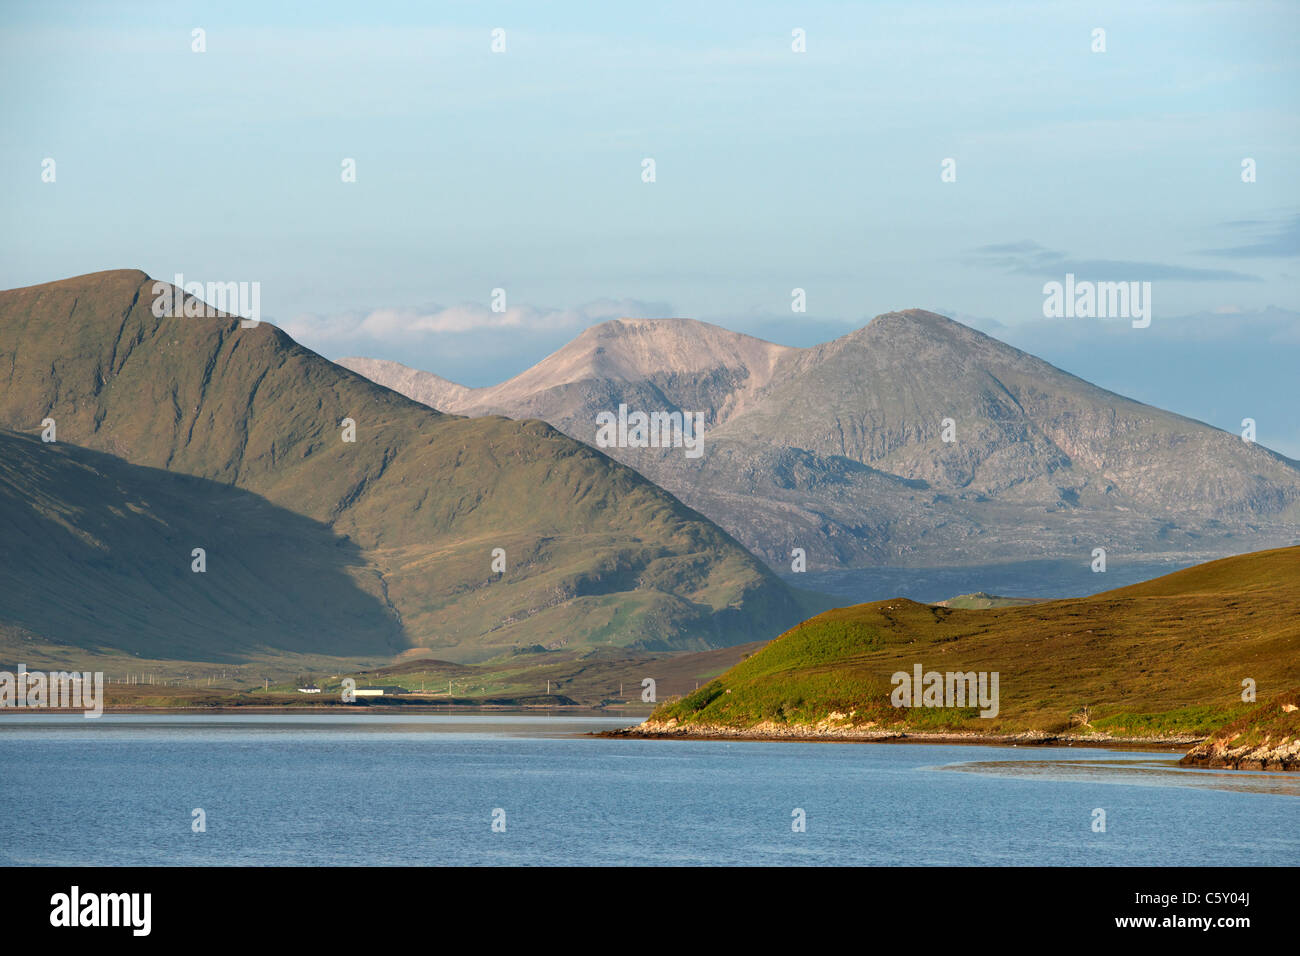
649 546 1300 737
0 270 810 661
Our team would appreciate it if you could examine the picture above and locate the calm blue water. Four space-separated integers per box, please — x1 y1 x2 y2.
1 714 1295 866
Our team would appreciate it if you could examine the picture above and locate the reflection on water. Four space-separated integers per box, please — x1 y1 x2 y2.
936 756 1300 797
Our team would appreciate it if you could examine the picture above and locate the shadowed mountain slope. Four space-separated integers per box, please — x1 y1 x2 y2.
0 429 402 662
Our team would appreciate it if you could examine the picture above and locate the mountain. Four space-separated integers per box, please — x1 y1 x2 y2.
626 545 1300 740
0 271 810 664
341 311 1300 572
347 317 793 431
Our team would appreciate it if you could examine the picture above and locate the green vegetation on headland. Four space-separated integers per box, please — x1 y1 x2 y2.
1179 689 1300 770
620 547 1300 755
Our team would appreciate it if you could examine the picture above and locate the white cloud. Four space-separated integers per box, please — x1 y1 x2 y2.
282 297 673 347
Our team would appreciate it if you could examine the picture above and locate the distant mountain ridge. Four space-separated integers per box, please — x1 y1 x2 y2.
341 310 1300 570
0 270 810 663
344 317 795 432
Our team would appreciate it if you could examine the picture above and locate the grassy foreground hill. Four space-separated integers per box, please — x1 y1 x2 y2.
629 546 1300 741
0 270 812 663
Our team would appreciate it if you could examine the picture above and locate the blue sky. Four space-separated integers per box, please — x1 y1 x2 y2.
2 0 1297 452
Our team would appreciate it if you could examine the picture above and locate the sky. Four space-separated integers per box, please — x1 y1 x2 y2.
2 0 1297 452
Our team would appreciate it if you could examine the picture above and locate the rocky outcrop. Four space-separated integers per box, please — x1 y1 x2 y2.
1179 693 1300 771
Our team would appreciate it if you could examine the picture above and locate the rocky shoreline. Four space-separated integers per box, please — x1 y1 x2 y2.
603 717 1200 749
1179 743 1299 771
1178 700 1300 771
